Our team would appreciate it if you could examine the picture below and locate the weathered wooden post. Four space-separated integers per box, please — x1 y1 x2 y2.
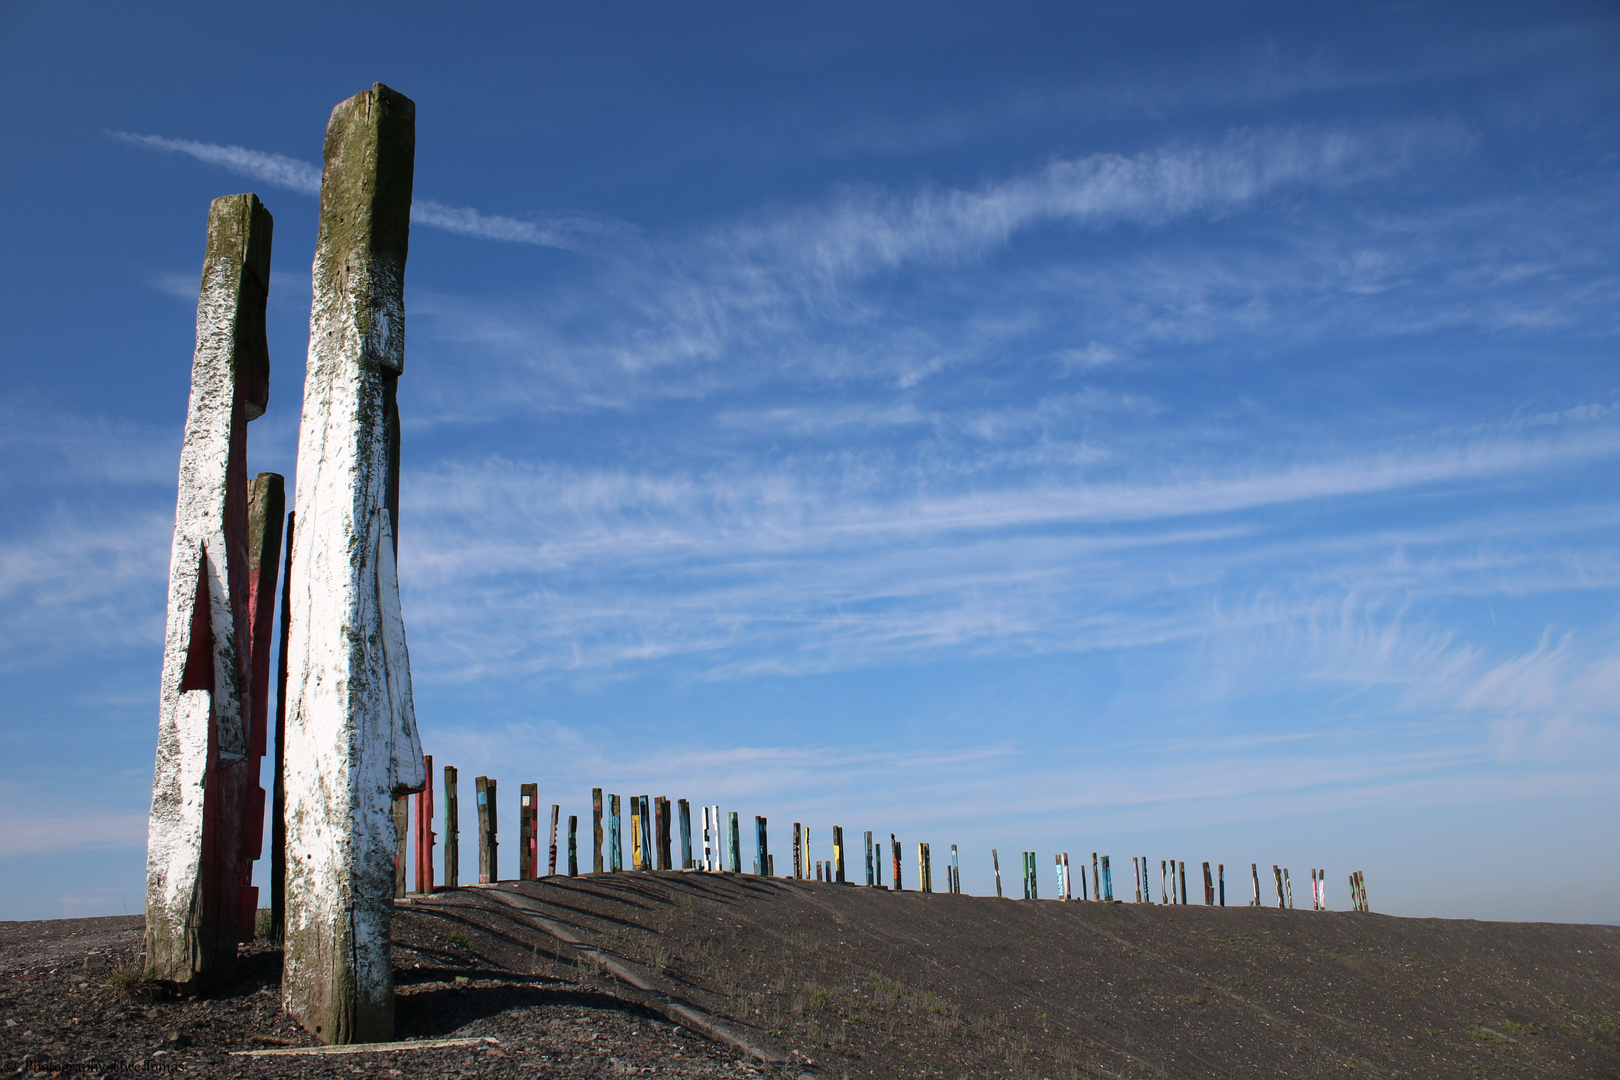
630 796 644 870
641 797 655 870
1161 859 1169 904
271 510 295 941
476 777 498 883
727 811 741 872
392 797 408 898
548 803 560 876
1250 863 1260 906
518 785 537 881
567 815 578 876
1132 856 1141 902
792 823 803 878
657 797 673 870
991 848 1001 897
1218 863 1225 907
1090 853 1099 901
413 756 433 894
1272 865 1285 907
832 826 845 883
865 831 876 886
280 85 427 1043
1179 861 1188 905
608 794 622 871
678 798 693 869
146 193 278 992
1053 853 1065 900
890 834 902 891
951 845 961 894
755 816 768 875
1104 855 1115 901
919 843 932 893
443 766 459 887
591 788 604 874
1283 868 1294 908
1202 862 1213 905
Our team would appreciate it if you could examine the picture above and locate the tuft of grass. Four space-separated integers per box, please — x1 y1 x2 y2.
254 908 277 943
107 959 155 1000
447 929 471 949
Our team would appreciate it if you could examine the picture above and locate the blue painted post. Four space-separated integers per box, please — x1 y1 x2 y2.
865 831 875 886
755 815 768 876
727 811 741 873
1102 855 1113 901
608 794 622 872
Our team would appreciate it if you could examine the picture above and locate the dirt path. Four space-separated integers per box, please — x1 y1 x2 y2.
5 876 1618 1078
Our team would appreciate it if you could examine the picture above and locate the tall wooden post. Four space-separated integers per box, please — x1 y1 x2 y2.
1179 861 1188 905
1219 863 1225 907
1273 865 1285 907
608 794 621 871
476 777 498 883
726 811 741 872
443 766 459 888
591 788 603 873
413 756 434 894
630 797 644 870
641 798 654 871
1091 853 1100 901
392 797 408 898
567 815 578 876
865 831 875 886
755 816 768 875
890 834 901 891
792 823 802 879
832 826 845 883
548 804 560 876
1202 861 1214 905
146 193 276 993
1283 868 1294 909
281 85 425 1044
656 797 672 870
518 784 537 881
678 799 692 869
991 848 1000 897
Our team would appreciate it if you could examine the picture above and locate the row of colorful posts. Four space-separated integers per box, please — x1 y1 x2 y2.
388 758 1371 914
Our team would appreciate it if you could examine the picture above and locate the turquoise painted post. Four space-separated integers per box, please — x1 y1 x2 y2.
951 844 960 894
678 799 693 869
727 811 741 872
608 794 622 872
865 831 875 886
1102 855 1113 901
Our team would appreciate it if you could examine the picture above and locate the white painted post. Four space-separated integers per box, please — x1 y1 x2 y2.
281 85 425 1045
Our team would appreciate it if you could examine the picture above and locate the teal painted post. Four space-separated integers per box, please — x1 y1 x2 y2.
865 831 875 886
679 799 693 869
608 794 622 872
1102 855 1113 901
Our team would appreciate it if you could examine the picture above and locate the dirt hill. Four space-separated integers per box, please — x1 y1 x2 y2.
5 874 1619 1078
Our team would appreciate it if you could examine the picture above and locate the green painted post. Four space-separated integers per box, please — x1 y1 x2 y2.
727 811 741 872
608 794 622 872
443 766 459 888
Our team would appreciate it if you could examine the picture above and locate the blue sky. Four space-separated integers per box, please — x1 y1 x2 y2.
1 2 1617 921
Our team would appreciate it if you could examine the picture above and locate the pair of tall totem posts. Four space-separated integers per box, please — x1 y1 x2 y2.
146 83 424 1044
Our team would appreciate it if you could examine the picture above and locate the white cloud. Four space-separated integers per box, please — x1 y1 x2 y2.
110 131 322 194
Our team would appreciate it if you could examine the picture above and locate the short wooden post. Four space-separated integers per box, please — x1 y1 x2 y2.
1251 862 1260 906
865 831 875 886
518 784 537 881
951 844 960 894
1218 863 1225 906
1202 861 1214 905
727 811 741 872
678 798 693 869
630 796 644 870
608 794 622 872
567 815 578 876
1283 867 1294 908
475 776 497 884
591 788 604 874
891 833 902 891
443 766 459 888
547 804 559 876
414 755 434 894
833 826 845 883
656 797 672 870
1055 853 1067 900
991 847 1001 897
920 843 932 893
1091 852 1100 901
640 797 654 871
1179 861 1188 905
755 815 769 876
393 796 409 899
1079 855 1087 900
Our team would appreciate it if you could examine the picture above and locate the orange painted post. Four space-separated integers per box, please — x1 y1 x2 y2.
413 756 434 894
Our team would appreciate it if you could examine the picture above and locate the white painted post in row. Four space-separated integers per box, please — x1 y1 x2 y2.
146 193 277 994
281 84 426 1045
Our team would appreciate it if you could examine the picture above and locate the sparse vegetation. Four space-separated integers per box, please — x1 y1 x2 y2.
106 959 154 1000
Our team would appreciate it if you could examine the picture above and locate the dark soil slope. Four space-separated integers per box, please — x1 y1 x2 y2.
4 875 1618 1079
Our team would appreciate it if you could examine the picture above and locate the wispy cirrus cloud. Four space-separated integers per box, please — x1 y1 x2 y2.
109 130 637 254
